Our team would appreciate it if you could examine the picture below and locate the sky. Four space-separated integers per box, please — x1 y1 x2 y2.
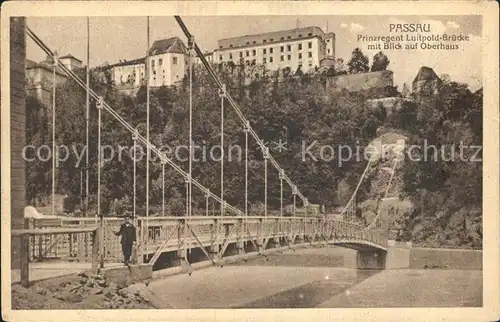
26 15 482 91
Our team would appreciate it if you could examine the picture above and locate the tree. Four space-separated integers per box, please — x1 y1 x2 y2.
399 75 482 247
401 83 411 98
334 58 347 75
370 51 390 72
25 95 51 205
347 48 369 74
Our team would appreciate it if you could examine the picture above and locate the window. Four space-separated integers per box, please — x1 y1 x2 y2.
173 57 178 65
308 52 312 58
247 41 250 45
298 64 302 69
269 56 273 63
287 55 291 61
327 49 330 54
263 40 267 43
263 48 267 55
280 37 284 40
270 38 274 42
229 53 233 59
159 58 163 66
252 49 256 56
326 39 330 42
230 44 233 48
287 45 291 51
308 62 313 67
151 59 155 68
308 42 312 49
246 51 249 57
270 48 273 54
252 59 256 64
219 55 223 61
298 44 302 50
263 57 267 64
280 55 284 62
239 52 243 58
287 36 291 39
298 53 302 59
298 34 302 37
253 41 256 44
219 46 223 49
280 46 284 52
308 32 312 36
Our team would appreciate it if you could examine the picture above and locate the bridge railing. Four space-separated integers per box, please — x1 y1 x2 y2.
17 216 388 266
11 226 99 286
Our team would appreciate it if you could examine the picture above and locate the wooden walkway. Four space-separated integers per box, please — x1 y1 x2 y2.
11 261 123 284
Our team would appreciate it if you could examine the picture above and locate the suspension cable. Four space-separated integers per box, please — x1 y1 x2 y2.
293 185 297 216
264 147 268 217
279 169 284 218
97 96 103 268
188 35 194 220
338 158 373 219
26 26 244 217
205 191 209 216
161 159 165 217
219 84 226 216
244 121 249 216
173 16 319 217
51 54 57 217
146 16 150 220
85 16 90 218
365 158 399 230
133 130 138 219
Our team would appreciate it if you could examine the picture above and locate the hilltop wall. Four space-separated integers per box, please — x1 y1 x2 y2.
327 70 394 93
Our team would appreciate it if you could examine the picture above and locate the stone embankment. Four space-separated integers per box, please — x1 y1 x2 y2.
11 271 158 310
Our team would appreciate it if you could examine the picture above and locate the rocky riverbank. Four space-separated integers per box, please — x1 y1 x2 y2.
11 271 157 310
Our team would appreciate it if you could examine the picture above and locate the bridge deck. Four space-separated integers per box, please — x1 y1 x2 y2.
13 216 388 285
11 261 123 284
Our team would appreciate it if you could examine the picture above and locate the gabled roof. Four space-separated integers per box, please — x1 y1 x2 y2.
26 59 37 69
413 66 440 84
148 37 187 56
108 57 146 68
59 54 82 62
25 58 67 76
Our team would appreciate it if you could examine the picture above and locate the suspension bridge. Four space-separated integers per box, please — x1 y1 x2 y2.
12 16 395 286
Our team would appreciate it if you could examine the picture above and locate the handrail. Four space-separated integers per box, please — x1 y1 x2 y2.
13 227 99 287
11 227 97 237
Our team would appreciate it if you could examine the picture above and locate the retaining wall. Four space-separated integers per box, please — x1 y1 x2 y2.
327 70 393 93
409 247 482 270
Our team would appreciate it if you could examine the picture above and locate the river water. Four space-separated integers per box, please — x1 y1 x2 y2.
148 247 482 309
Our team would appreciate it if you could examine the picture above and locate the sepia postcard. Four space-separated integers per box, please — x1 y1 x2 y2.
1 1 499 321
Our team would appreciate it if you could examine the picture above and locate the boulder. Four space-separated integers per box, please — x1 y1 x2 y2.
55 291 83 303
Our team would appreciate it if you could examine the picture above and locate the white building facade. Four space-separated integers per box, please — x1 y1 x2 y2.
108 58 146 87
214 26 335 72
107 37 188 91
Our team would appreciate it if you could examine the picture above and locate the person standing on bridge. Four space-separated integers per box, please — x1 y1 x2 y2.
114 214 136 266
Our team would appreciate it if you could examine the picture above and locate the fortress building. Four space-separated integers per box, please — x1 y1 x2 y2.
214 26 335 73
412 66 442 95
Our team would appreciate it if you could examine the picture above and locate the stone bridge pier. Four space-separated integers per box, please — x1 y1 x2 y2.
356 249 387 269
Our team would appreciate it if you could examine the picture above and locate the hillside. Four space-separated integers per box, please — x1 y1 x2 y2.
353 83 482 248
25 62 482 248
